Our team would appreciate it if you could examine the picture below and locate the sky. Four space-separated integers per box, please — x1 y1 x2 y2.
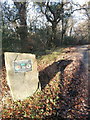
75 0 89 5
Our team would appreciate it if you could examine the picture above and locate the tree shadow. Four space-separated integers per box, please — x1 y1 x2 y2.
39 59 73 89
42 60 89 119
57 60 88 119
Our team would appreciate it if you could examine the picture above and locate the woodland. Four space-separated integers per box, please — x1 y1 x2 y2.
1 0 90 54
1 0 90 119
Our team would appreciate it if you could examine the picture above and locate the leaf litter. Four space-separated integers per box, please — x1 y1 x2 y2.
1 46 89 119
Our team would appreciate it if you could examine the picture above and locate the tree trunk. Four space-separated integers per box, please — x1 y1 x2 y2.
14 2 28 52
61 17 64 45
52 22 57 46
61 1 64 45
70 26 73 37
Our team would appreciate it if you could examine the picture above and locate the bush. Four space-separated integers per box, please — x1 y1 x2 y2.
63 36 76 45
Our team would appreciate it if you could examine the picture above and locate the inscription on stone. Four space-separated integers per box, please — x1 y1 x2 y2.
14 60 32 72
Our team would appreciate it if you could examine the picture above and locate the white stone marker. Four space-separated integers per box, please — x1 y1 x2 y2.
4 52 40 101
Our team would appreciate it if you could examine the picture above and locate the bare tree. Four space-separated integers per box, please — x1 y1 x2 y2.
35 1 65 46
13 1 28 52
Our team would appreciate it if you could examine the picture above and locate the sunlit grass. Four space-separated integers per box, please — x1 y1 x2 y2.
37 47 64 64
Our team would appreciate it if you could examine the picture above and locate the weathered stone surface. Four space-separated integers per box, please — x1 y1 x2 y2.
4 52 40 101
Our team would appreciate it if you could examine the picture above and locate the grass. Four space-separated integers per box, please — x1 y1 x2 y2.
37 47 64 65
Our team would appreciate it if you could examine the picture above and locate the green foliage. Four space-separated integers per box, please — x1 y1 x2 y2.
63 36 77 45
2 26 21 52
28 26 53 52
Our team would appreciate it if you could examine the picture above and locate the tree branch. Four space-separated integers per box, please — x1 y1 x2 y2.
71 7 90 14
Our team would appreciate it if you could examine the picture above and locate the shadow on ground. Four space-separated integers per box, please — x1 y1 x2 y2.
39 58 89 119
39 59 73 89
57 60 88 119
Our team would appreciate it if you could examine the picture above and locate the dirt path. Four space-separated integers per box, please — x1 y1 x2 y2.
55 45 89 119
